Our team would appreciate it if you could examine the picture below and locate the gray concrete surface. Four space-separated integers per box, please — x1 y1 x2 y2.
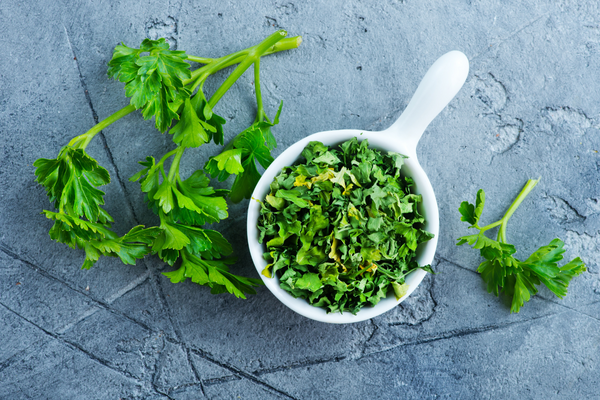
1 0 599 399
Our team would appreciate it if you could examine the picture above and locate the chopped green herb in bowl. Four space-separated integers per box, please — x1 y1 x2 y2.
257 138 434 315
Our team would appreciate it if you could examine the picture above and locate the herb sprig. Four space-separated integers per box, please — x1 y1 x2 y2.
457 179 586 312
34 31 301 298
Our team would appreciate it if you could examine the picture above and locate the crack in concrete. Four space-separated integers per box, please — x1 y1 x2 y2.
366 319 379 341
105 269 152 304
0 242 41 270
537 296 600 324
386 274 439 328
470 12 552 61
150 333 168 390
436 255 479 275
543 194 587 223
61 23 141 225
0 301 169 399
0 243 155 334
185 347 208 398
149 270 184 339
202 375 240 386
0 339 47 375
188 347 298 400
252 355 347 377
360 311 566 360
149 271 296 399
55 306 103 335
246 309 579 378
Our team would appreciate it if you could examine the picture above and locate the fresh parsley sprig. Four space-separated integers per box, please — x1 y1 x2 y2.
34 30 301 298
33 146 160 270
457 179 586 312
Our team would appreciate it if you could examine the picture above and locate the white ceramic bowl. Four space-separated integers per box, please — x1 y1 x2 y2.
247 51 469 323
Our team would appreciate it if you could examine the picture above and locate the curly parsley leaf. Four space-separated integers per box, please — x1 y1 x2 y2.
131 161 229 226
457 181 586 313
204 149 244 181
189 90 227 146
163 250 262 298
43 210 158 270
159 229 261 299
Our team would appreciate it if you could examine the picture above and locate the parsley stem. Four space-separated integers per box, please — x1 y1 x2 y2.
477 220 503 232
157 149 178 168
69 104 136 150
186 55 214 64
254 58 264 123
267 36 302 53
497 178 541 243
168 146 185 182
208 30 287 109
186 36 301 81
186 51 248 86
189 74 205 94
185 36 301 87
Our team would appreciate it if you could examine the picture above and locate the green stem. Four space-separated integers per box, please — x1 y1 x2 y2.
477 219 503 232
254 58 264 123
186 50 249 86
168 147 185 182
266 36 302 54
159 209 173 224
155 149 178 171
68 33 300 151
187 55 214 64
185 36 302 85
208 30 287 108
497 178 541 243
69 105 136 150
190 74 205 94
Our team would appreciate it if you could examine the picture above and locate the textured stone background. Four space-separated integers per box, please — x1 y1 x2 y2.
1 0 599 399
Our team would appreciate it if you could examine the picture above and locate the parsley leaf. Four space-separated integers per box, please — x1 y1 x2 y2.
204 102 282 203
34 148 160 269
108 38 192 132
169 98 214 148
34 147 110 222
457 179 586 312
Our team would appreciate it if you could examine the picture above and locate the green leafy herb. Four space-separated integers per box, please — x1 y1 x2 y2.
108 38 191 132
457 179 586 313
33 147 159 269
34 31 302 298
257 138 434 314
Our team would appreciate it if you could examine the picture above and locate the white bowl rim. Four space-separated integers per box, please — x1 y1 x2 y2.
246 129 439 324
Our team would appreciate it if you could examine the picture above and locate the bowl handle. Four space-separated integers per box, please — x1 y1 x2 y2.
385 50 469 156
